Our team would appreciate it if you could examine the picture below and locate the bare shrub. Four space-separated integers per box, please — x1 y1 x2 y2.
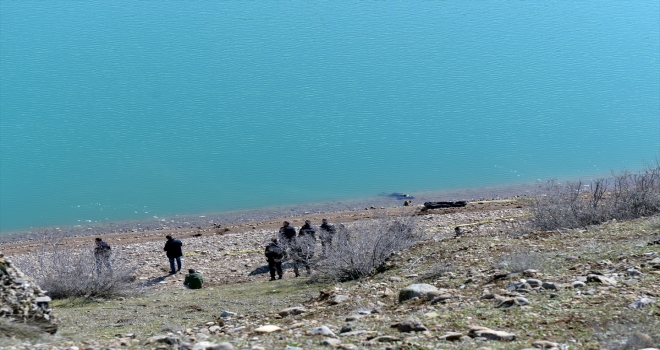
13 233 136 299
0 319 45 341
531 164 660 230
497 251 547 273
419 261 454 281
644 215 660 232
311 212 424 282
596 312 659 349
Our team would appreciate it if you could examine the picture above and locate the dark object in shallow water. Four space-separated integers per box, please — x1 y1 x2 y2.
423 201 467 209
382 192 415 200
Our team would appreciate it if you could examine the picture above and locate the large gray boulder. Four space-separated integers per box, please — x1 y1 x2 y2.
0 252 58 334
398 284 438 302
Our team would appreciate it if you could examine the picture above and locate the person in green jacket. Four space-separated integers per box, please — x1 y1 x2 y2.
183 269 203 289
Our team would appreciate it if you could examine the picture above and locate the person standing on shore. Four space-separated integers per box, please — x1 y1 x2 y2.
319 218 336 256
278 221 297 248
299 220 316 241
94 237 112 274
264 238 285 281
164 235 183 274
292 220 316 277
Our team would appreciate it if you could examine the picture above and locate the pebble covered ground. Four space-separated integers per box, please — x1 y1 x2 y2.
2 202 659 349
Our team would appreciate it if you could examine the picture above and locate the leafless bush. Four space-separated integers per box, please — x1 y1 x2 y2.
0 319 45 341
497 251 548 273
596 312 659 349
419 261 454 281
311 212 424 282
13 233 136 299
644 215 660 231
531 164 660 230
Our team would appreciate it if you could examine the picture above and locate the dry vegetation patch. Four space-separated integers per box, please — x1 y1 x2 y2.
4 206 660 349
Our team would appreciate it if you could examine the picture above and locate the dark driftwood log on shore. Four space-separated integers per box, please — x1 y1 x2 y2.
423 201 468 209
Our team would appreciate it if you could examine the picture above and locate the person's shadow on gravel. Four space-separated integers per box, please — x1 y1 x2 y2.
142 274 175 287
248 262 295 276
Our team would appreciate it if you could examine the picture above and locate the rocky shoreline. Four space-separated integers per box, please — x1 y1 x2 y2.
2 197 658 349
5 203 528 290
0 182 538 244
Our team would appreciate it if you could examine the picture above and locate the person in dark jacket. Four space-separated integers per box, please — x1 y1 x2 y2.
319 218 336 256
291 237 314 277
94 237 112 274
278 221 297 247
299 220 316 240
264 238 285 281
183 269 203 289
164 235 183 274
292 221 316 277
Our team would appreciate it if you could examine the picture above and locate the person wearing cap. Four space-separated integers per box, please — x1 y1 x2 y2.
264 238 285 280
94 237 112 274
164 235 183 274
183 269 203 289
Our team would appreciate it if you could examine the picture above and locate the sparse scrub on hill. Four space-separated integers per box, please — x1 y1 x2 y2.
497 251 548 272
13 232 136 299
531 164 660 230
644 214 660 232
596 312 659 349
311 212 424 282
0 319 46 341
419 261 454 282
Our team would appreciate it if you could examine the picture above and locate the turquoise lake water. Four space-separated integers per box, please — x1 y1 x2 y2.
1 2 659 233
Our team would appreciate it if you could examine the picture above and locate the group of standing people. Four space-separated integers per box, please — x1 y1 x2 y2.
94 235 203 289
264 218 336 280
92 218 340 288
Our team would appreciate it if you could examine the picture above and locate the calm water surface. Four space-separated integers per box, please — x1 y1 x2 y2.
1 2 658 233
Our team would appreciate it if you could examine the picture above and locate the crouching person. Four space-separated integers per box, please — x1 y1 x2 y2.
265 238 285 281
183 269 203 289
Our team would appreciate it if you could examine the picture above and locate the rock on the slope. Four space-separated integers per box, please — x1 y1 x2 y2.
371 335 402 342
392 318 428 332
0 252 58 334
468 325 516 341
192 342 234 350
571 281 586 288
278 306 307 317
398 284 438 302
146 335 180 345
321 338 342 346
439 332 464 341
525 279 542 288
496 296 529 308
331 295 349 305
254 325 282 333
220 311 237 318
532 340 558 348
629 296 655 309
309 325 336 337
587 274 616 286
541 282 559 290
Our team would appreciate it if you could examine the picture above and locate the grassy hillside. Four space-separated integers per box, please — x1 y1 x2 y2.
4 214 659 349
